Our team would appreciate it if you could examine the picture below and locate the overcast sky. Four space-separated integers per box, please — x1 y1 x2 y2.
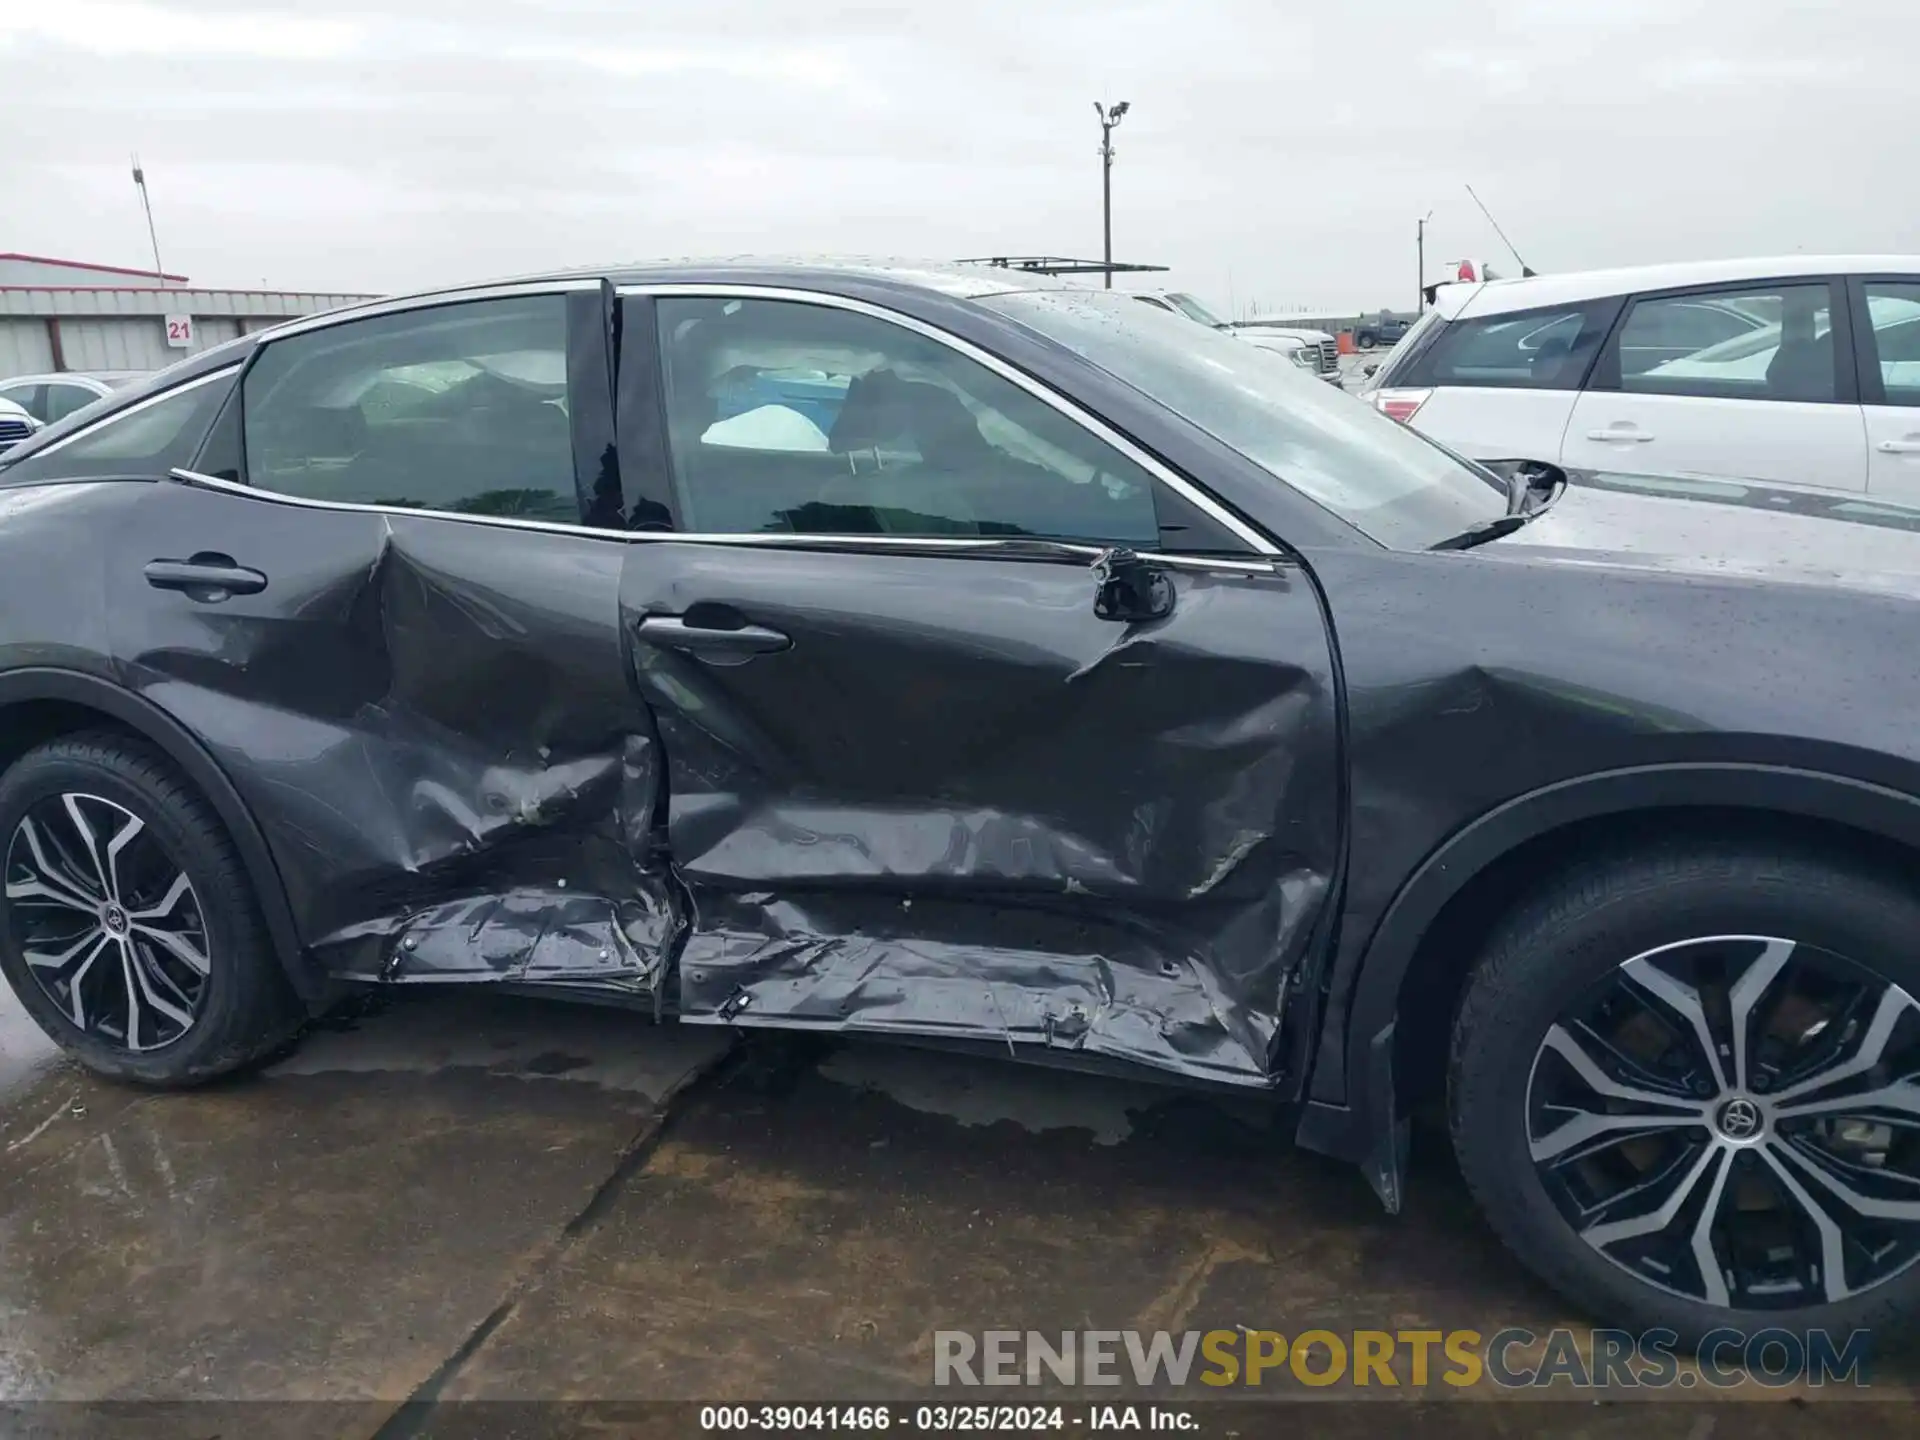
3 0 1914 314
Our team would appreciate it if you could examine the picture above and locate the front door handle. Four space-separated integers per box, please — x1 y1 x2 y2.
1878 439 1920 455
144 554 268 600
1585 427 1655 443
636 614 791 663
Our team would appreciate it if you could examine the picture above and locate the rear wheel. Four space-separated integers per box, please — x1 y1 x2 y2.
1355 331 1378 350
1450 840 1920 1345
0 732 300 1085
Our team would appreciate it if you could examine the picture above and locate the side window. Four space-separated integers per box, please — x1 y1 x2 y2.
1399 300 1615 390
1861 282 1920 406
1614 301 1768 377
0 384 44 423
241 295 578 522
1614 283 1835 402
44 383 104 424
655 297 1162 546
0 374 230 483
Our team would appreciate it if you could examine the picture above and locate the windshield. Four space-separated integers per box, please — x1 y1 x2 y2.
1163 292 1227 328
983 289 1507 548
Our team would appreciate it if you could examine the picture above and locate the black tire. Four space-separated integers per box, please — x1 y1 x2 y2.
1355 331 1378 350
1450 837 1920 1347
0 730 301 1085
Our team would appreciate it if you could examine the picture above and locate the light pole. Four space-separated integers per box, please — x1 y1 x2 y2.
1095 100 1131 289
132 155 167 286
1416 210 1432 313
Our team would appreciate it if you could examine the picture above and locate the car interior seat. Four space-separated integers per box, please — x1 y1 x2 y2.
820 370 981 534
1764 294 1835 402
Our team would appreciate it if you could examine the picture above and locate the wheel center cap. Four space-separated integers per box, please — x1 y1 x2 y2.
101 903 129 937
1715 1095 1765 1142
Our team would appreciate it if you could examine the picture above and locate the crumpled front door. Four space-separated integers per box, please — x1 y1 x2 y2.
620 539 1339 1086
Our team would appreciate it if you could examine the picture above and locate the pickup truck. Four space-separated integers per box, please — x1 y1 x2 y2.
1353 310 1415 350
1132 293 1343 384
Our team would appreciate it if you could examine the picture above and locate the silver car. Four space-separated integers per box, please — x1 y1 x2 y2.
0 370 147 427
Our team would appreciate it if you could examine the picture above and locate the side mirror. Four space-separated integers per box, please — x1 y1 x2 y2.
1363 363 1379 378
1479 457 1568 510
1092 548 1175 624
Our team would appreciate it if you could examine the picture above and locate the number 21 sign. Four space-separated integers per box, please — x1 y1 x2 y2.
164 314 194 349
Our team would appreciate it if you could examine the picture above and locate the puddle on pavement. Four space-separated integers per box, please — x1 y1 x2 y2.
264 992 732 1101
817 1044 1164 1145
0 990 59 1101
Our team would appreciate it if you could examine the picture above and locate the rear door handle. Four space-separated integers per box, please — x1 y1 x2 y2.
1878 440 1920 454
1585 428 1655 443
636 614 791 663
144 554 268 599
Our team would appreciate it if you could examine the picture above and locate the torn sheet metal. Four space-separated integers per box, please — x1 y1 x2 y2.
623 542 1340 1088
324 890 668 991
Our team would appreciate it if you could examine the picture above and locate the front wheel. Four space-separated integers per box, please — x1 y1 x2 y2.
0 732 301 1085
1450 840 1920 1345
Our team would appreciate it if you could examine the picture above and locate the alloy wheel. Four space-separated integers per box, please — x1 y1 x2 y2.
1527 934 1920 1309
4 792 210 1051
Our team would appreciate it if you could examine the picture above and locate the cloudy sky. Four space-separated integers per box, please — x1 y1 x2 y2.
3 0 1914 314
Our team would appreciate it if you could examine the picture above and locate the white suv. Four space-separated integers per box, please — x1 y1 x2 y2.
1361 256 1920 500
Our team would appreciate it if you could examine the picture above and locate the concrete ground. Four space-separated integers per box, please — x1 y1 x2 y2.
0 983 1913 1437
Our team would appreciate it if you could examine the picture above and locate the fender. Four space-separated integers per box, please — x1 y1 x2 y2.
0 667 324 1007
1294 762 1920 1186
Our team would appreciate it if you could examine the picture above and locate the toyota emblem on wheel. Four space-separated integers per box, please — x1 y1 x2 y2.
1715 1096 1763 1141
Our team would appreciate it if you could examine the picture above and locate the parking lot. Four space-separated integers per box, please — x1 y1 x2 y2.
3 979 1914 1432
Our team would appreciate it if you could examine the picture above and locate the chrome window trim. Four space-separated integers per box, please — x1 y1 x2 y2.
257 278 603 344
22 364 243 460
166 468 1276 574
618 281 1280 556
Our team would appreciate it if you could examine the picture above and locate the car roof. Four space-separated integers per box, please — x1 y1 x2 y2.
0 372 126 388
225 257 1087 350
1431 254 1920 321
466 257 1077 302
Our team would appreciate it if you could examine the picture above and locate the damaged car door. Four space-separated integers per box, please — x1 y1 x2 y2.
614 290 1341 1086
107 285 682 999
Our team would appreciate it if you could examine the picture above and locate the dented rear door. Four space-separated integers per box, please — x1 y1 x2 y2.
107 283 683 1000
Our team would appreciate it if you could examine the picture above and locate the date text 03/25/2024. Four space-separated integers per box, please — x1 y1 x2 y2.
698 1405 1194 1431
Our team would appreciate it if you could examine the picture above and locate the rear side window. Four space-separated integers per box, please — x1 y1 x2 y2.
241 295 580 523
1604 282 1838 403
1613 298 1768 377
1390 299 1618 391
0 373 232 484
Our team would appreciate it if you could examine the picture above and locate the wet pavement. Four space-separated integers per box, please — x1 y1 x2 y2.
0 983 1913 1436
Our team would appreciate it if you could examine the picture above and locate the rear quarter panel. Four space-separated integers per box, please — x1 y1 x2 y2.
0 482 125 678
